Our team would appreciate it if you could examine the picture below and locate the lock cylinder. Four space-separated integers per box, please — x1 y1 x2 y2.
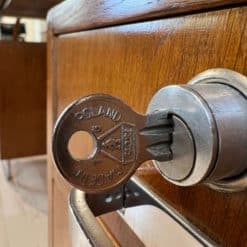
52 68 247 193
147 69 247 191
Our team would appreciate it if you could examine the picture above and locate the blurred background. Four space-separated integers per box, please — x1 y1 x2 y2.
0 1 59 246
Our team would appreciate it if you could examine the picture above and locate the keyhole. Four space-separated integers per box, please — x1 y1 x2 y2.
68 131 97 160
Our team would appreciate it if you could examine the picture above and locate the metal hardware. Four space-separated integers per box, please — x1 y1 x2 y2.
154 115 195 181
148 69 247 191
52 68 247 192
69 176 216 247
52 95 173 193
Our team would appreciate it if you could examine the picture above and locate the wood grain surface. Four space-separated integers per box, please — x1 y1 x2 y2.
47 0 247 35
3 0 61 18
47 5 247 247
0 41 46 159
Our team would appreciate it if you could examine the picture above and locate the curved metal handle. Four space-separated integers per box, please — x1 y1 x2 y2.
69 190 114 247
69 177 216 247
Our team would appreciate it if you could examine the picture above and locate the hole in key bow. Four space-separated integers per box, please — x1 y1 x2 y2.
68 131 97 160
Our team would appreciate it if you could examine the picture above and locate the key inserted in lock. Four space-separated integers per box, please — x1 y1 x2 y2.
52 69 247 193
52 94 174 193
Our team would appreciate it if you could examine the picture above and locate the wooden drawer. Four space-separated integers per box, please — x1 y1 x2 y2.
47 2 247 247
0 41 46 159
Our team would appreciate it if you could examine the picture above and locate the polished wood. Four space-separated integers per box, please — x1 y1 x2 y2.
3 0 61 18
100 213 145 247
47 0 247 34
47 30 142 247
0 41 46 159
47 5 247 247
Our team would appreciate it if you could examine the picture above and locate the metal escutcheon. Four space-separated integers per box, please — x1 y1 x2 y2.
148 68 247 192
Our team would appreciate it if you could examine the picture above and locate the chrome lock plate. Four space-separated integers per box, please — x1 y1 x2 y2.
52 69 247 193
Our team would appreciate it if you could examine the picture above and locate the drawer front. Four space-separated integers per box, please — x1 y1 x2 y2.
48 7 247 247
0 42 46 159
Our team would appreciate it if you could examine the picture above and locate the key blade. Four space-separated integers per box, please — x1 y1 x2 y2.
138 110 173 162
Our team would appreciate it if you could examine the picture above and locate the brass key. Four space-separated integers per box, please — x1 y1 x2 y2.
52 94 173 193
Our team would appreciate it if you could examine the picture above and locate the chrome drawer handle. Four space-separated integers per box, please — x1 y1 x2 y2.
69 176 216 247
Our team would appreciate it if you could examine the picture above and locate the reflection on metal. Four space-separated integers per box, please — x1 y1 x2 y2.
189 69 247 192
52 94 173 194
69 190 114 247
148 69 247 192
207 171 247 193
69 176 216 247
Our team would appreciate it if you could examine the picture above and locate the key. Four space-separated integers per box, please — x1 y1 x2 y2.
52 94 173 193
